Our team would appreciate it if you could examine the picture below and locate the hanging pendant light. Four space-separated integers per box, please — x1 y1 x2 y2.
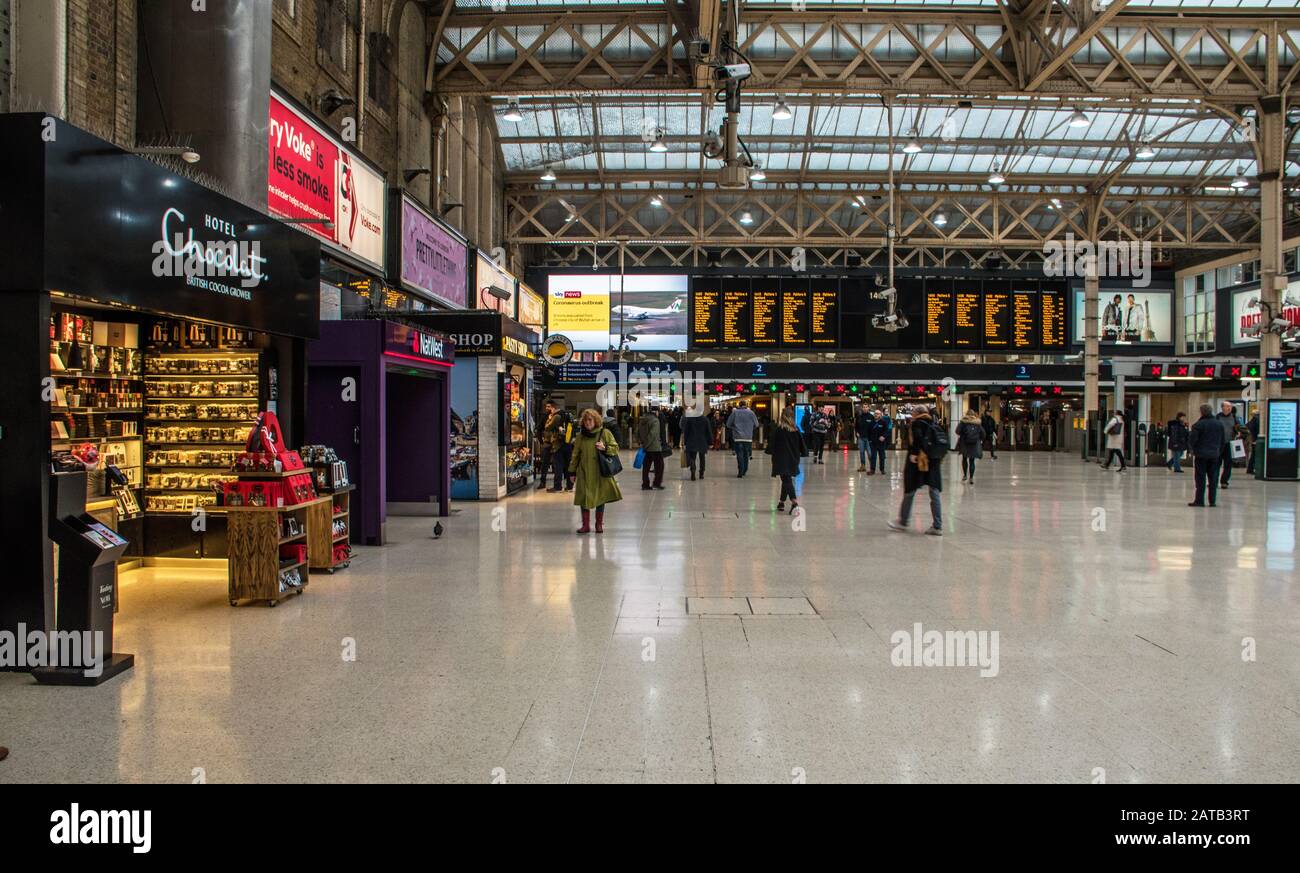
988 165 1006 185
771 97 792 121
1067 107 1091 128
502 101 524 123
739 210 755 225
540 165 557 182
1231 166 1250 189
1135 141 1156 160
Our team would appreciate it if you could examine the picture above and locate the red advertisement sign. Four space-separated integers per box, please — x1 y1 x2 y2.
268 94 339 243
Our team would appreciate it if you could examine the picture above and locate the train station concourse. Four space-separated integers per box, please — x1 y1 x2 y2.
1 0 1299 838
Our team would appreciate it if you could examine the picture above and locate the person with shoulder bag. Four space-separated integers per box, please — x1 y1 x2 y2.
568 408 622 534
1101 409 1127 472
889 405 946 536
636 404 666 491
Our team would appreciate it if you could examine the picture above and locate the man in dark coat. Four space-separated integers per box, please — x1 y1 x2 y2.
1165 412 1189 473
680 409 713 480
636 405 666 490
1188 403 1226 507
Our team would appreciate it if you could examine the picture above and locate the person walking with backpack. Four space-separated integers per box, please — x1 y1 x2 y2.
1188 403 1225 507
1101 409 1127 471
956 411 984 484
636 403 666 491
889 404 945 536
770 407 807 513
1165 412 1189 473
809 408 830 464
569 408 622 533
725 401 760 478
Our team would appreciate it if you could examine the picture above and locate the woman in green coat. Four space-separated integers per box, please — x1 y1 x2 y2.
567 408 623 533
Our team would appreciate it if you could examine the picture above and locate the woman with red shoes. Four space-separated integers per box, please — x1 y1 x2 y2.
567 408 623 534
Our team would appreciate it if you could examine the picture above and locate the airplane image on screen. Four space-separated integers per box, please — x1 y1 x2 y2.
612 296 685 321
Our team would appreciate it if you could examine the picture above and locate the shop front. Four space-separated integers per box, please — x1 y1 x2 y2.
0 114 322 640
306 320 453 545
402 312 539 500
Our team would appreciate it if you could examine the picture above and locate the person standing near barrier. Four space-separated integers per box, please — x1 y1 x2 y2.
1188 404 1225 507
1165 412 1189 473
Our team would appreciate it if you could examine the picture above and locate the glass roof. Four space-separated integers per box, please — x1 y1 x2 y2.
457 1 1300 8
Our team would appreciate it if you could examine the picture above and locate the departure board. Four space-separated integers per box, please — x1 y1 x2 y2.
691 285 722 346
954 291 982 348
751 289 780 346
1011 292 1038 350
722 288 752 345
1040 289 1067 349
810 289 839 346
982 291 1011 348
926 291 955 349
782 289 810 347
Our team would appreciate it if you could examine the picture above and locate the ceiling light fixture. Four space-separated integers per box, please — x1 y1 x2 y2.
650 193 665 207
934 212 948 227
1135 141 1156 160
749 163 766 182
540 165 557 182
502 101 524 123
771 97 793 121
1231 166 1251 189
902 131 923 155
739 210 754 225
649 128 669 152
1068 107 1091 128
988 165 1006 185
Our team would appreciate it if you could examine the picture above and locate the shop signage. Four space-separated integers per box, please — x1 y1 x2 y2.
384 321 455 367
501 336 534 360
399 196 467 309
22 115 320 338
269 91 386 272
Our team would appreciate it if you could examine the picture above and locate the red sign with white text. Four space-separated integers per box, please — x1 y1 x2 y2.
268 94 338 243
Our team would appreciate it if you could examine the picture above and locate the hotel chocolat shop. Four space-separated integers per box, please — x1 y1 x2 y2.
0 115 321 637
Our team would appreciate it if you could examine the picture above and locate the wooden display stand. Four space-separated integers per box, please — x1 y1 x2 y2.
225 495 327 607
309 484 353 573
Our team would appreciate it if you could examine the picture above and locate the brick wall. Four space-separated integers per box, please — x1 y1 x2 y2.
65 0 135 147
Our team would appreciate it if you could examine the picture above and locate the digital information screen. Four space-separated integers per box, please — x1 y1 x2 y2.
926 291 955 349
751 289 780 346
722 288 752 346
1269 399 1297 450
982 291 1011 349
954 291 982 349
1040 289 1067 350
782 288 810 347
1011 292 1038 350
810 289 839 346
691 285 722 347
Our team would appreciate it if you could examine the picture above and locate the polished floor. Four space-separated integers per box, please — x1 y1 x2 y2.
3 447 1298 783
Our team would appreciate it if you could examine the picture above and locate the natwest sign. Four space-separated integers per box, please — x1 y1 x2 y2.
384 321 454 367
269 91 385 272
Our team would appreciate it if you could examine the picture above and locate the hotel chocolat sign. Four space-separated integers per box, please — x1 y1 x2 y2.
33 116 321 338
400 197 467 309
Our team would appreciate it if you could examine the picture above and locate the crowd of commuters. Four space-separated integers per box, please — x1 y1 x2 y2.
538 391 1261 534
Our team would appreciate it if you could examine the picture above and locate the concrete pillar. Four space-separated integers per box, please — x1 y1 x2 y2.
463 101 479 250
446 97 464 237
480 109 494 250
1258 101 1286 443
135 0 272 210
1084 273 1101 416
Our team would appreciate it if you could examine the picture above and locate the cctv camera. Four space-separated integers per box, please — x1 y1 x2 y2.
714 62 752 81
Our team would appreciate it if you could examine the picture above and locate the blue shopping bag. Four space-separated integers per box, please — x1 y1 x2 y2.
633 448 645 469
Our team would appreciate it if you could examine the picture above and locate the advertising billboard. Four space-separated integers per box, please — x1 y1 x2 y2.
399 196 467 309
609 274 689 351
474 253 516 318
547 274 613 351
269 91 385 272
1072 289 1172 345
1232 281 1300 346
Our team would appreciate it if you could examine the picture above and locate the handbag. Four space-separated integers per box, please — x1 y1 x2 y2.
596 430 623 478
633 448 645 469
1230 438 1247 460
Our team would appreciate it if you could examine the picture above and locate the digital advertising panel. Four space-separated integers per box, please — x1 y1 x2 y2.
1073 289 1172 345
547 274 613 351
